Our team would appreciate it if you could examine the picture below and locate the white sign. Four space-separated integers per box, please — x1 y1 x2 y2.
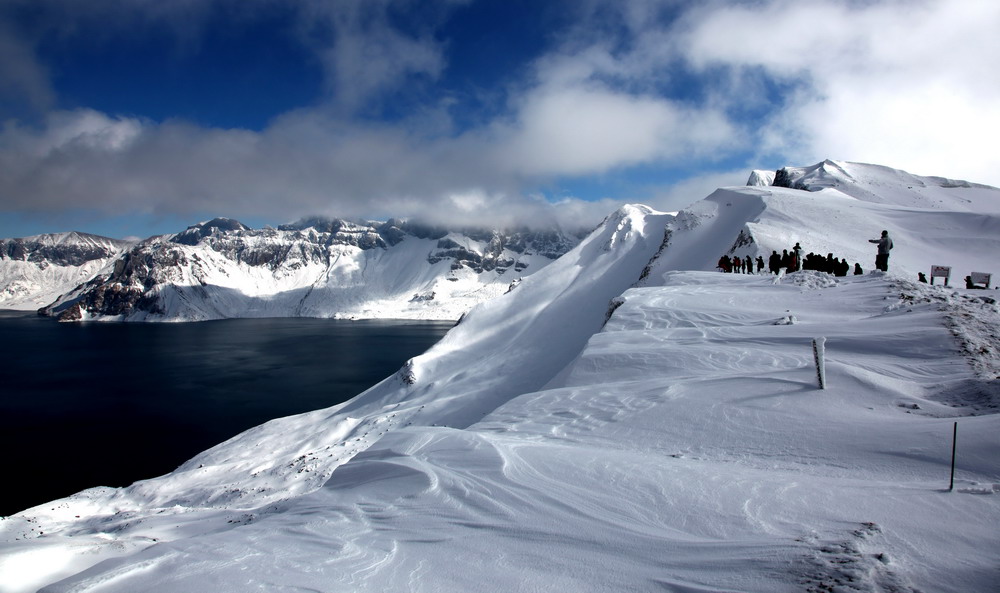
930 265 951 278
969 272 992 287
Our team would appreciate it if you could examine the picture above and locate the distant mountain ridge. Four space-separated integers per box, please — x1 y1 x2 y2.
0 232 133 310
0 217 584 321
1 231 130 266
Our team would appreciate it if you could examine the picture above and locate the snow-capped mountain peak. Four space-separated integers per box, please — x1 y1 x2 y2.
0 232 133 310
170 217 252 245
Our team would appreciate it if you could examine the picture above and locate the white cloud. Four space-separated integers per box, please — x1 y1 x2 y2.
37 109 143 152
496 82 739 177
1 0 751 232
0 108 617 229
4 0 999 237
676 0 1000 186
646 167 751 213
779 80 1000 183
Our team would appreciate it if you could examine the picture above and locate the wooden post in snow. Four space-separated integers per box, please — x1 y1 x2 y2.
813 337 826 390
949 421 958 492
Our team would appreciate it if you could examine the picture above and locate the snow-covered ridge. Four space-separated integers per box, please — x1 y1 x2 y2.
2 162 999 592
770 159 999 210
0 232 133 310
637 159 1000 284
24 218 583 321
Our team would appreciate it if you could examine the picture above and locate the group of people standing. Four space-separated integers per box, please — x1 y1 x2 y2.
766 243 805 274
798 251 861 277
717 231 894 277
719 241 870 277
717 254 764 274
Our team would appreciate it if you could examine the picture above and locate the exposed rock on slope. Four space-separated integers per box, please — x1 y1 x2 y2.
0 232 132 310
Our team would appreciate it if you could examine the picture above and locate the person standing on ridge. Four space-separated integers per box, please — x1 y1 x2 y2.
868 230 894 271
768 250 781 274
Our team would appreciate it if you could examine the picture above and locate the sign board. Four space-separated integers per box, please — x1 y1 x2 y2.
969 272 992 288
930 265 951 286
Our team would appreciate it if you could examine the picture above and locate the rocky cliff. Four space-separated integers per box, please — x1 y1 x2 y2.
34 218 583 321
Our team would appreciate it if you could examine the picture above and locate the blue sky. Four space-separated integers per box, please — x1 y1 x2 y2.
1 0 998 239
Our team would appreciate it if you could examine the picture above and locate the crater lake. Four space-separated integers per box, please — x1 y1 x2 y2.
0 311 453 516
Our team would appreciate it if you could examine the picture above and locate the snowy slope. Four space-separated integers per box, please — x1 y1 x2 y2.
1 162 998 593
0 232 132 310
642 159 1000 281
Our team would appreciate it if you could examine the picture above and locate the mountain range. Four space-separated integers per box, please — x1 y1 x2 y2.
1 219 584 321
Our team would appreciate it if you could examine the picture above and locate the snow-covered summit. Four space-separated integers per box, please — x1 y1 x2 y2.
0 232 132 310
772 159 1000 211
746 168 775 186
170 217 252 246
2 163 999 592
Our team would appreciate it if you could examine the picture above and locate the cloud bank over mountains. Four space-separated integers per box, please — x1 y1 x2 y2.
0 0 997 235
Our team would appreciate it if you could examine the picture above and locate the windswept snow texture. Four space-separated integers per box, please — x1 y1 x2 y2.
2 162 999 593
0 233 131 310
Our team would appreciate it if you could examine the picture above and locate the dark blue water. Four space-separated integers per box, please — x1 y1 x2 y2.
0 312 452 515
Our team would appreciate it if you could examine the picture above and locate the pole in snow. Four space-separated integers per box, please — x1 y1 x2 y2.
812 337 826 390
949 421 958 492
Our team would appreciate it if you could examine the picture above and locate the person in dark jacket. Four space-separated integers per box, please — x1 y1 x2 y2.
824 253 836 274
854 263 863 275
768 250 781 274
869 230 893 271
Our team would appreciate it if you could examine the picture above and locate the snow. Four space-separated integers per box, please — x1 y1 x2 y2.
0 233 131 310
747 169 775 186
2 162 999 592
31 227 570 322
